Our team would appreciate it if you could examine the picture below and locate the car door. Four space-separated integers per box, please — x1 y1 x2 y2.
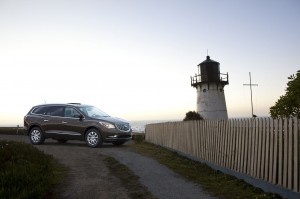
42 106 64 136
57 106 86 139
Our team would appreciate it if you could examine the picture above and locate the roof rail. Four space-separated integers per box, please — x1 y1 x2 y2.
68 103 81 105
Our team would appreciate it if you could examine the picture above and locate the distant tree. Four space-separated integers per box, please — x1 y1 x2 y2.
270 70 300 118
183 111 203 121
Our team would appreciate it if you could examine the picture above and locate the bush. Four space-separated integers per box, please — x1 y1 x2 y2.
183 111 203 121
132 134 145 143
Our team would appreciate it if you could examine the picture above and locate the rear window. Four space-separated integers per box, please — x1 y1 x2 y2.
31 106 64 117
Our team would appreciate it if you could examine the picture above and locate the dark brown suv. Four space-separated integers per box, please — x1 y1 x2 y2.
24 103 132 147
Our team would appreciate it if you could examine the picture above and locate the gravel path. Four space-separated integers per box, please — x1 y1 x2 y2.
0 134 216 199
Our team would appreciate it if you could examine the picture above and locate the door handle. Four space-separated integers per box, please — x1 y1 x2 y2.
44 119 48 122
62 121 67 124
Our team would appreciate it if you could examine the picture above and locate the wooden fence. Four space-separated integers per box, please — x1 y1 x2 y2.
145 117 300 193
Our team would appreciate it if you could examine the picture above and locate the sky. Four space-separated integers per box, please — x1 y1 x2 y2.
0 0 299 126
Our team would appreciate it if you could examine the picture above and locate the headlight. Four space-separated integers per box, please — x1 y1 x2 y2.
99 121 115 129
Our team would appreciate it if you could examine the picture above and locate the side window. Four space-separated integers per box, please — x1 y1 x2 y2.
47 106 64 117
32 106 48 115
64 107 81 118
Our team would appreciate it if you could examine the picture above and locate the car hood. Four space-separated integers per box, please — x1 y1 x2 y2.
91 116 129 124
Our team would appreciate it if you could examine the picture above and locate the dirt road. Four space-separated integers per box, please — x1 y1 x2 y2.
0 134 216 199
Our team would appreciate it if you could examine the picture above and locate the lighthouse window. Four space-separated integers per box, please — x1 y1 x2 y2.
203 89 207 92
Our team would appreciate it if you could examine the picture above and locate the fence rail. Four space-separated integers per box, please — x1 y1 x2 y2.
145 117 300 193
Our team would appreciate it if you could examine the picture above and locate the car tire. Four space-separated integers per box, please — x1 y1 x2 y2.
112 141 125 146
85 128 102 148
29 127 45 145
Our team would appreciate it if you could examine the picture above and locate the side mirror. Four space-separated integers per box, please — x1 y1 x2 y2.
79 115 84 120
74 113 84 120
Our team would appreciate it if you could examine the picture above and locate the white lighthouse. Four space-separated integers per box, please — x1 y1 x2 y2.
191 56 229 120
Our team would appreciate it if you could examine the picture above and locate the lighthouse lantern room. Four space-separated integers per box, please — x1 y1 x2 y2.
191 56 229 120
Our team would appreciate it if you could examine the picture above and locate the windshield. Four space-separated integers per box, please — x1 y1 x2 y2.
79 106 110 118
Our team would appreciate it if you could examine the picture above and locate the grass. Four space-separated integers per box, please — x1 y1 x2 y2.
0 140 66 199
0 127 25 135
104 156 157 199
0 130 282 198
131 140 282 199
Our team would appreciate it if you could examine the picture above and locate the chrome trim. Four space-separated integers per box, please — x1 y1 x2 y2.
45 130 81 136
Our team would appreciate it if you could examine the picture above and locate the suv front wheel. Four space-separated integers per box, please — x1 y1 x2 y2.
85 128 102 148
29 127 45 145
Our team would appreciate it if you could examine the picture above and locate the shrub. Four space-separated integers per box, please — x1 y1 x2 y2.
132 134 145 143
183 111 203 121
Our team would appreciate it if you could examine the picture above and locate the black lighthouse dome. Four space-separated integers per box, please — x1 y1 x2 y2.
198 56 220 82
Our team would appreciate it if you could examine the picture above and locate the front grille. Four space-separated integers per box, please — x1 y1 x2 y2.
115 123 131 132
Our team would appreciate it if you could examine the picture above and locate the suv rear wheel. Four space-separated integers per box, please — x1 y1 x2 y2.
29 127 45 145
85 128 102 148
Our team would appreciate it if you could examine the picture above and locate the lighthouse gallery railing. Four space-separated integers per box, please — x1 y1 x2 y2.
191 72 228 86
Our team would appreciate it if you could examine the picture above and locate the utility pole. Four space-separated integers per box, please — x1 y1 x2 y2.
243 72 258 117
